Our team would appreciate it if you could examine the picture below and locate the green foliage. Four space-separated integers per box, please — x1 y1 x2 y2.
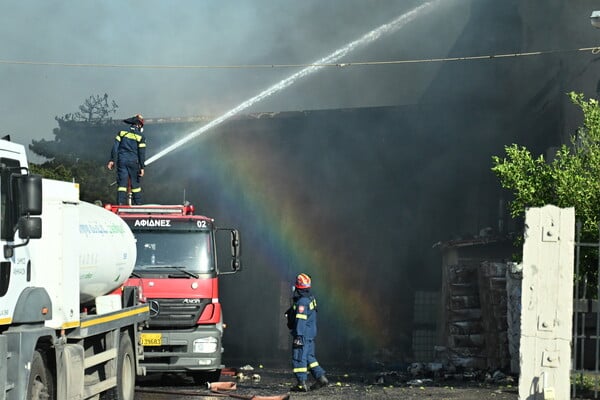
30 160 115 204
492 92 600 241
572 373 599 394
29 162 72 181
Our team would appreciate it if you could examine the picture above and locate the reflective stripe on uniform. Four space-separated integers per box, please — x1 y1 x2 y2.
118 187 127 192
139 143 146 148
296 314 307 320
131 187 142 193
120 131 144 142
293 367 308 373
309 361 319 369
309 299 316 310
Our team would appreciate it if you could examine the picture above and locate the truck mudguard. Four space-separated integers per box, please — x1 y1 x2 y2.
12 287 52 323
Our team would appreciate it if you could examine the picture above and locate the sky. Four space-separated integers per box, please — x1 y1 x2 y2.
0 0 462 155
0 0 396 139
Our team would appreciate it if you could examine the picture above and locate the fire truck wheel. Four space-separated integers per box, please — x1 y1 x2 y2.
191 369 221 386
116 333 135 400
27 350 54 400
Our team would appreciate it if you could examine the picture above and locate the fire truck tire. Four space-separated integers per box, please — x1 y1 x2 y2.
191 369 221 386
116 333 135 400
27 350 54 400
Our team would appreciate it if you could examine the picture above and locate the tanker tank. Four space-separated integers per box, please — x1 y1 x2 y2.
78 201 137 304
26 178 137 324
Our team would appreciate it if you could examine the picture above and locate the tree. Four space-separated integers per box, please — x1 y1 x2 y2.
492 92 600 241
29 94 119 162
492 92 600 289
28 94 119 203
59 93 118 124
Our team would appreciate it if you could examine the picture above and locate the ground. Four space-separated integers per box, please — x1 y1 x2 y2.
133 366 519 400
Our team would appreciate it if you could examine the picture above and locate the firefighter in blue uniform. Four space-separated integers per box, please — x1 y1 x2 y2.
286 273 328 392
107 114 146 205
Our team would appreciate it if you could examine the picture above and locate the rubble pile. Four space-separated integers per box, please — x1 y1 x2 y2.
441 261 511 370
444 263 486 369
372 362 515 388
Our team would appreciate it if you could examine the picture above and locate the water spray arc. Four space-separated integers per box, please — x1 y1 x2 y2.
145 0 443 166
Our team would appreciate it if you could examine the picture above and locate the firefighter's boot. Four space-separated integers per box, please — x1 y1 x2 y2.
310 375 329 391
292 380 309 392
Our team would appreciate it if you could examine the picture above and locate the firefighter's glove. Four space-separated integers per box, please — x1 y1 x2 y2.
293 336 304 347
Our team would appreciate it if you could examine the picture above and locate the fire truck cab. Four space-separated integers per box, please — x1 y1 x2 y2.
107 203 241 384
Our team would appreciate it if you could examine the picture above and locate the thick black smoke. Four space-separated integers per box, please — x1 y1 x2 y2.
5 0 600 366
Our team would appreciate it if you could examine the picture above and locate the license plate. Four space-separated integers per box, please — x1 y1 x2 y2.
141 333 162 346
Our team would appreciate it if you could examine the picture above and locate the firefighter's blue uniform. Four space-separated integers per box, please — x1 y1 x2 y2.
291 289 326 384
110 125 146 205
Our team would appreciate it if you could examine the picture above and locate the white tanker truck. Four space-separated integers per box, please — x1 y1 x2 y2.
0 138 149 399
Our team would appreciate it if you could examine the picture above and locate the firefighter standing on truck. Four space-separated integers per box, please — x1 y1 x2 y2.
107 114 146 205
286 273 328 392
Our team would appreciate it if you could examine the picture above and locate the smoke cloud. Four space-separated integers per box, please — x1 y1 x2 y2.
3 0 599 365
1 0 464 148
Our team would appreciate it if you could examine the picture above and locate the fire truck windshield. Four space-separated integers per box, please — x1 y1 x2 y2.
133 231 215 274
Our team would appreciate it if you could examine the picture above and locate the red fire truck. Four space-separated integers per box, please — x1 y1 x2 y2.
106 203 241 384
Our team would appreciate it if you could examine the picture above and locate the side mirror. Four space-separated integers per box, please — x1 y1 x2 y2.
216 227 242 274
4 173 43 258
230 229 241 271
18 217 42 240
15 174 42 216
4 217 42 258
231 230 241 258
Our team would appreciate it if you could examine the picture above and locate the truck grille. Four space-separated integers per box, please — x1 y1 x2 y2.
147 298 210 328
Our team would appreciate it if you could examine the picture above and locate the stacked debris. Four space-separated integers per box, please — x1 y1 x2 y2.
444 263 486 369
478 262 510 371
438 236 513 371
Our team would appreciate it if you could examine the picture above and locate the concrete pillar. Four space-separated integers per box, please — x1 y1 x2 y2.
519 205 574 400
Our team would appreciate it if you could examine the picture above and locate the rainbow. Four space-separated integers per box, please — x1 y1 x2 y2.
186 137 391 350
144 0 449 352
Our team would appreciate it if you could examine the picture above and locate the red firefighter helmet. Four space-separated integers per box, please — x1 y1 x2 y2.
295 273 311 289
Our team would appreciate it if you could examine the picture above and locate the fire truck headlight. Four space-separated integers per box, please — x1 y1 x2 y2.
193 337 218 353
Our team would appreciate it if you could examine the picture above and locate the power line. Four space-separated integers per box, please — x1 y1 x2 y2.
1 46 599 70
